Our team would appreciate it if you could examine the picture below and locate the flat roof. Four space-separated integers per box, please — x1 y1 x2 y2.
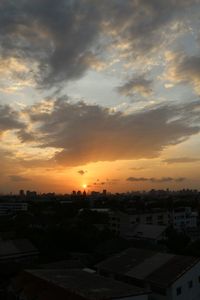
128 224 167 240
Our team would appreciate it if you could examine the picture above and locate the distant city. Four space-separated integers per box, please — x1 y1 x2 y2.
1 187 200 299
1 187 200 197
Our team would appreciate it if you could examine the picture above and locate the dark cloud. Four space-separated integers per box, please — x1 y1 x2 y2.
117 75 153 97
163 157 200 164
91 178 119 188
77 170 87 175
0 105 25 134
0 0 102 86
103 0 196 59
165 53 200 94
19 98 200 166
130 167 146 171
0 0 197 87
17 129 36 142
127 177 186 183
9 175 30 182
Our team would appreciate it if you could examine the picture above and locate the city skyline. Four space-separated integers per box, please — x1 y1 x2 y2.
1 0 200 193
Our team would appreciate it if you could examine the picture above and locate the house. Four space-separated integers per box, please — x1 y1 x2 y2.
96 248 200 300
10 269 149 300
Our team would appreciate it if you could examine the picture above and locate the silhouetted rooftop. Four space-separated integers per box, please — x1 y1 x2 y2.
0 239 38 260
96 248 199 287
25 269 148 299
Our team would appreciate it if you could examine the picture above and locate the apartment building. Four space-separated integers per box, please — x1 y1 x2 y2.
170 207 198 232
109 207 198 236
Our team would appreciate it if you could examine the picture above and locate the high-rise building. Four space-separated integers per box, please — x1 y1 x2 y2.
19 189 25 197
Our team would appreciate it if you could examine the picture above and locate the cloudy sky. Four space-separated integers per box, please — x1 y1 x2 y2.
1 0 200 193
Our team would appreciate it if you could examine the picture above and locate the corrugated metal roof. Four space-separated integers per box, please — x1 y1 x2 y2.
127 253 174 279
0 239 38 259
96 248 200 287
25 269 148 299
96 248 155 274
147 255 200 288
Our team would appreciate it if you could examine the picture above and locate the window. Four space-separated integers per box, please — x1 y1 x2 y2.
188 280 193 289
176 287 182 296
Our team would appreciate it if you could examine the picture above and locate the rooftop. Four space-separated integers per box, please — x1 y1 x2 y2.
39 259 85 270
126 224 167 240
25 269 148 299
0 239 38 260
96 248 199 288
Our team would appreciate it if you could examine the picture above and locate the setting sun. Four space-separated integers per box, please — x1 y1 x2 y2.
0 0 200 195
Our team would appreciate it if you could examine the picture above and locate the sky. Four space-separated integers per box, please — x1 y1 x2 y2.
1 0 200 194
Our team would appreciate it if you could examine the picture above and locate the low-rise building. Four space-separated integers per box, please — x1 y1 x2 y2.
0 239 38 263
109 211 169 236
0 202 28 216
11 269 149 300
109 208 198 236
170 207 198 232
96 248 200 300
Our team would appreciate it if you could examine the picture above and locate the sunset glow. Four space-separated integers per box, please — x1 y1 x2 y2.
0 0 200 194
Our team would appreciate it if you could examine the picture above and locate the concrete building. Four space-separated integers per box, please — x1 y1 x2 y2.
96 248 200 300
109 211 169 236
10 269 149 300
26 190 37 200
170 207 198 232
109 208 198 235
0 202 28 216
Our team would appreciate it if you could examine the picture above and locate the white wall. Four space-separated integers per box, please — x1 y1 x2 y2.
150 261 200 300
170 260 200 300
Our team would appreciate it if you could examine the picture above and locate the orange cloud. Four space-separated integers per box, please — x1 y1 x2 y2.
17 98 200 167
